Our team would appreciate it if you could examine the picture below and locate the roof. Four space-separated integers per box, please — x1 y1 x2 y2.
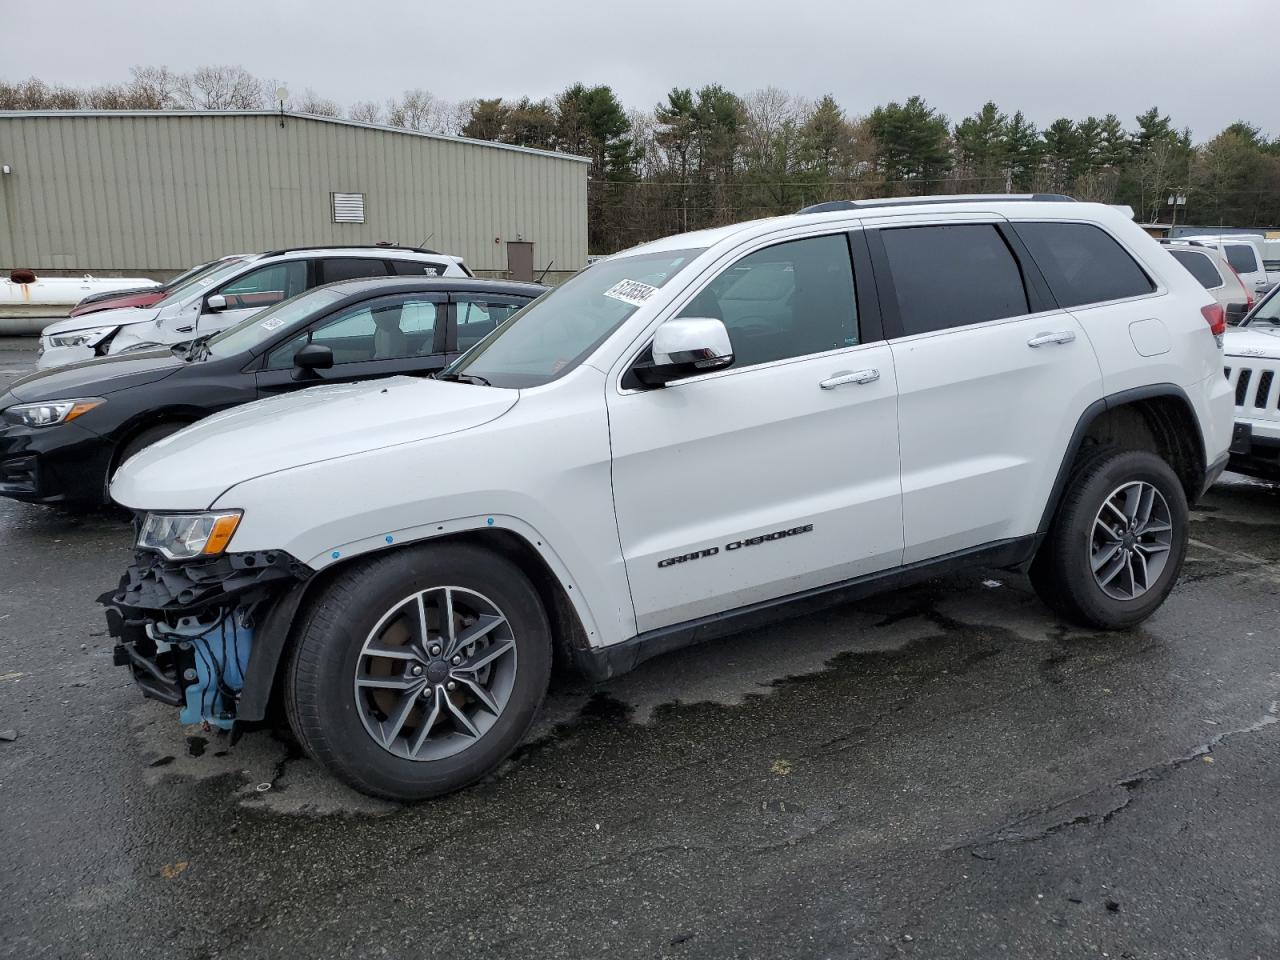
0 110 592 165
321 276 548 300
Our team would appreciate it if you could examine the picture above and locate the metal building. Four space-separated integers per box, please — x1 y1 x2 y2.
0 111 589 283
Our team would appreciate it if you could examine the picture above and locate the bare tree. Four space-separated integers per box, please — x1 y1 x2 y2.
293 88 341 117
348 100 384 124
126 66 179 109
173 65 266 110
385 89 453 133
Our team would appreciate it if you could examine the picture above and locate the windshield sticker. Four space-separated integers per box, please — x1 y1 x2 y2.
260 316 286 330
603 279 659 307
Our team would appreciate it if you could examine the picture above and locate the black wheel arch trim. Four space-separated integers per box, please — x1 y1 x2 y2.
1036 382 1208 537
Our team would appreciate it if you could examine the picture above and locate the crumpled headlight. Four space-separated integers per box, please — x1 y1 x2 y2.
3 397 104 428
45 326 118 349
137 511 243 560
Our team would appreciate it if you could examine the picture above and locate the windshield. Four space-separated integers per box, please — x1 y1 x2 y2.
448 248 703 387
162 259 217 291
153 257 250 309
1244 286 1280 327
206 287 348 357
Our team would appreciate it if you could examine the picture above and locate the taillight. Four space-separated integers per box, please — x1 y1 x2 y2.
1227 264 1254 309
1201 303 1226 337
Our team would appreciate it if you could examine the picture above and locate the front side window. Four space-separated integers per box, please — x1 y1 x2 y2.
448 248 702 388
216 261 307 310
321 257 389 283
1169 249 1223 289
881 224 1029 335
676 233 858 368
455 299 531 352
207 286 348 359
1223 244 1259 274
1014 221 1155 308
267 296 440 368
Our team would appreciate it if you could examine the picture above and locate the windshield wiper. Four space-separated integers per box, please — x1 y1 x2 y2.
181 334 213 362
434 371 491 386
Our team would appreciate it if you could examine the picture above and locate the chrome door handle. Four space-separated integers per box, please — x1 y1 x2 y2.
819 368 879 389
1027 330 1076 348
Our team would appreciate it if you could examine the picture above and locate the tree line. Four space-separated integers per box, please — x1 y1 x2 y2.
4 66 1278 254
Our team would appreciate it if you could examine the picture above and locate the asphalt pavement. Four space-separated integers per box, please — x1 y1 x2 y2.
1 335 1278 960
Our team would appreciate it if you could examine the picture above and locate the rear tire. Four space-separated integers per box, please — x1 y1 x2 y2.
1030 449 1188 629
284 543 552 801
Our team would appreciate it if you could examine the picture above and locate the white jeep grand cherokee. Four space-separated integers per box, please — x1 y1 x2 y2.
103 197 1233 800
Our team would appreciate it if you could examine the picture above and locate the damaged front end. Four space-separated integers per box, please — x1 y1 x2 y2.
102 549 313 729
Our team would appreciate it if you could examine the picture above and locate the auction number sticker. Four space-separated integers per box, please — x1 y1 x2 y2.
603 279 659 307
261 316 286 330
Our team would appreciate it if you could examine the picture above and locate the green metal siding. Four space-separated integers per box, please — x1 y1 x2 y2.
0 113 588 275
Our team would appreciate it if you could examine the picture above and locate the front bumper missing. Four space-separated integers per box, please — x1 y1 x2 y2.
103 549 312 727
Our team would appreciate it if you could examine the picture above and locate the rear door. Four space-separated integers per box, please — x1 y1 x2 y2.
254 292 448 397
870 217 1103 562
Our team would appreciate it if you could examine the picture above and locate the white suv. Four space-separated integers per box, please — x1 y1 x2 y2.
103 198 1233 800
37 246 469 369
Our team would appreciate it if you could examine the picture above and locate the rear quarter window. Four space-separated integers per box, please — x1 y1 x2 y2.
1224 244 1259 274
1014 222 1155 308
1169 249 1223 289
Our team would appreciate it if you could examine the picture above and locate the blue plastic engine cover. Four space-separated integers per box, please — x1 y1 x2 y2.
165 616 254 729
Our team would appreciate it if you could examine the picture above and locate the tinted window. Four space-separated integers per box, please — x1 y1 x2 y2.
677 233 858 367
391 259 447 277
1224 244 1259 274
267 297 440 368
215 261 307 310
321 257 389 283
881 225 1028 334
455 299 530 352
1015 222 1154 308
1170 249 1223 289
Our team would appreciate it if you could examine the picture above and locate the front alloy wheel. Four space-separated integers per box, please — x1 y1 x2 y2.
354 587 518 761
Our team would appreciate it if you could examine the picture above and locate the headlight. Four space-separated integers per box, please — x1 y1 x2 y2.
2 397 104 428
137 511 243 560
45 326 118 349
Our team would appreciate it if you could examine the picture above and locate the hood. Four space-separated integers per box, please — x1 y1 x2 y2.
110 376 520 510
8 349 184 402
41 305 162 337
76 285 159 307
1223 325 1280 362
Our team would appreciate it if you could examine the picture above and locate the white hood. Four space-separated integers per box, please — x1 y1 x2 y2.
1223 325 1280 362
110 376 520 510
40 305 161 337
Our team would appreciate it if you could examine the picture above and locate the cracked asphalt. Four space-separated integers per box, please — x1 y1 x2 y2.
1 336 1279 959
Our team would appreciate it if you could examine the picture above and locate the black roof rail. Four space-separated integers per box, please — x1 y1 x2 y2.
257 243 444 258
797 194 1076 214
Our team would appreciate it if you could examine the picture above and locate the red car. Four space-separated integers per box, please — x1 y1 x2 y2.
68 255 246 318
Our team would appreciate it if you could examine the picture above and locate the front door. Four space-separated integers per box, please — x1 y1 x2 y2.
869 220 1103 562
200 260 309 337
255 292 448 396
607 231 904 633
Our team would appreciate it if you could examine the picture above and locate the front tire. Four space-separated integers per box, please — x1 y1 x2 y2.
284 543 552 801
1031 449 1189 629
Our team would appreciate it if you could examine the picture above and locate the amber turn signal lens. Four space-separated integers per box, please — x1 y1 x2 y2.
202 514 242 555
64 400 104 422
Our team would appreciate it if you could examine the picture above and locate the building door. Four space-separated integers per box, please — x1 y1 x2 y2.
506 241 534 282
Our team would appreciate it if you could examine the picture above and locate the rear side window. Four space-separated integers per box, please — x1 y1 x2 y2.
880 225 1028 335
1169 249 1223 289
1014 222 1154 307
1224 244 1259 274
321 258 389 283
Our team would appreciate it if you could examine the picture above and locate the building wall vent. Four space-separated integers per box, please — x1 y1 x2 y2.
332 192 366 223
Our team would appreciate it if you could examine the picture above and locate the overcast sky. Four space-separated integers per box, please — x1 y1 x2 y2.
6 0 1272 140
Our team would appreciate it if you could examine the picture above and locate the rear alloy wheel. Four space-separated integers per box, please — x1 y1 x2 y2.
1031 449 1189 629
285 544 552 800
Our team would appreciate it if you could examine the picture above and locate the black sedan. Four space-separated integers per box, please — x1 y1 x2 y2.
0 276 544 506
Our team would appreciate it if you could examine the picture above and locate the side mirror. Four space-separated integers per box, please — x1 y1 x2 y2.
293 343 334 374
632 317 734 387
205 294 228 312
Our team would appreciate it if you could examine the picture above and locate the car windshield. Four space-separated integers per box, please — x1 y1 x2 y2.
153 258 250 309
162 259 217 291
1244 287 1280 327
206 287 349 357
446 248 703 387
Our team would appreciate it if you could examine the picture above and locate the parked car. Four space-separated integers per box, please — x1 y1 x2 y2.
68 255 248 318
36 246 471 370
0 277 540 506
1222 283 1280 480
103 197 1231 800
1161 240 1254 324
1179 234 1271 297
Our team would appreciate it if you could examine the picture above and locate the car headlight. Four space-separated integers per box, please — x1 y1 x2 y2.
137 511 243 560
45 326 118 349
2 397 104 428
